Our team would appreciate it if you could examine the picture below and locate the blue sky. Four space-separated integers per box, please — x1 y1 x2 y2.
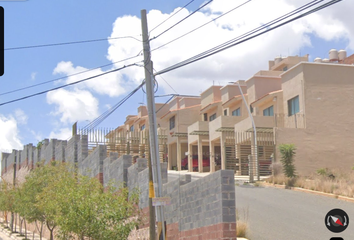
0 0 352 154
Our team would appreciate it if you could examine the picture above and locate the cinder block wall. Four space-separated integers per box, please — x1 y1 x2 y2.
103 155 132 188
127 158 147 199
138 170 237 240
44 139 57 164
65 135 80 165
55 140 67 162
79 144 106 184
1 152 10 176
77 135 88 165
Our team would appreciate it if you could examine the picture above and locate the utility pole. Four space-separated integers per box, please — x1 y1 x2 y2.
141 9 166 240
236 81 259 181
10 153 16 232
148 145 156 239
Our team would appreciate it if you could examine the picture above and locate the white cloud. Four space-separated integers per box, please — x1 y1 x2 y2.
49 128 72 140
31 72 37 80
46 88 99 124
53 61 131 97
14 109 28 125
104 0 354 95
47 0 354 126
0 114 22 154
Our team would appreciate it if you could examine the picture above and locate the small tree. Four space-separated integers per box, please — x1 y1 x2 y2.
279 144 296 178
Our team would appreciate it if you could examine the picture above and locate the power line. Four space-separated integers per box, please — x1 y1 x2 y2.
81 81 145 132
155 0 340 76
153 67 178 94
156 94 175 113
150 0 214 41
151 0 251 52
0 63 139 107
5 35 142 51
0 54 142 97
149 0 196 34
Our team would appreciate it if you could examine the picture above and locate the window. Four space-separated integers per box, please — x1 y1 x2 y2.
209 113 216 121
224 109 227 116
263 105 274 116
288 96 299 116
283 66 288 71
232 108 241 116
250 105 253 113
140 124 145 131
169 116 175 130
203 113 208 121
130 125 134 132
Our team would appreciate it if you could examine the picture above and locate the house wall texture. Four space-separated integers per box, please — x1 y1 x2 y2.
276 62 354 175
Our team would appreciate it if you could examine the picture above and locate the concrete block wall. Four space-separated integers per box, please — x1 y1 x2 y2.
40 139 50 162
55 140 67 162
77 135 88 165
162 174 192 225
79 144 106 184
135 169 237 239
65 135 80 165
33 147 41 168
1 152 10 175
16 150 22 171
43 139 57 164
103 155 132 188
127 158 147 198
22 144 33 169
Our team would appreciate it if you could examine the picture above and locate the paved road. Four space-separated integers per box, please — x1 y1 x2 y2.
235 185 354 240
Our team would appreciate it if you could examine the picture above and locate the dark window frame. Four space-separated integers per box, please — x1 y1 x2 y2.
169 116 175 130
288 95 300 116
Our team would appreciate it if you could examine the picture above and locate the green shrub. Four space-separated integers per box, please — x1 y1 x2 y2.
279 144 296 178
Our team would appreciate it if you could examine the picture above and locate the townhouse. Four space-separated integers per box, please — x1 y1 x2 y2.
3 50 354 179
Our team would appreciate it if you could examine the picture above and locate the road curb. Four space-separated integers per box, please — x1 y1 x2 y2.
262 182 354 203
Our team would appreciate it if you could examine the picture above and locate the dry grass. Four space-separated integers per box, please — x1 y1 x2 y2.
265 169 354 198
236 207 249 238
236 221 248 238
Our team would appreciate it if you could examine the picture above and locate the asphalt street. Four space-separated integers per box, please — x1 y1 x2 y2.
235 184 354 240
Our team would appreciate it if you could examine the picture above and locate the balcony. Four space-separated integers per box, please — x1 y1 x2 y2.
209 116 243 140
234 115 276 132
188 121 209 136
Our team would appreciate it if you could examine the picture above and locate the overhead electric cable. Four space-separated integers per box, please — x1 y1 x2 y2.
153 68 178 94
81 81 146 131
156 0 324 74
151 0 214 41
149 0 196 34
156 94 175 113
0 63 138 107
151 0 252 52
0 54 142 96
5 35 142 51
155 0 340 75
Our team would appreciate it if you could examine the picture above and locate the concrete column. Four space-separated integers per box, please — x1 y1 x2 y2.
198 137 203 173
177 138 181 171
250 132 257 177
188 143 193 172
221 134 226 170
167 144 172 170
210 141 215 173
